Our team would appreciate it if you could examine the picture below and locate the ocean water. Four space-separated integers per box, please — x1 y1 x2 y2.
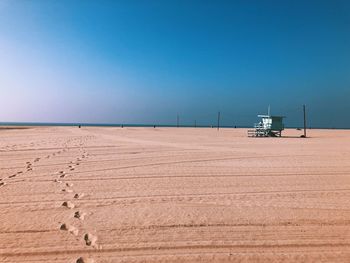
0 122 246 128
1 122 347 129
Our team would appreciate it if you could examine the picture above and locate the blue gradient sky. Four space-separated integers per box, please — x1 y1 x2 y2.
0 0 349 127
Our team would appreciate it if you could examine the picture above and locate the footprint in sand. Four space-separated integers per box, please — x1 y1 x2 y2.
34 158 40 162
8 174 16 178
17 171 23 174
0 182 6 187
76 257 95 263
62 201 75 209
62 188 73 193
66 182 73 187
58 171 66 178
74 211 87 220
54 179 62 183
74 193 85 199
60 223 79 236
84 233 98 247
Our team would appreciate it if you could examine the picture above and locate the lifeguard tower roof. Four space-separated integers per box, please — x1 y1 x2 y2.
258 115 285 118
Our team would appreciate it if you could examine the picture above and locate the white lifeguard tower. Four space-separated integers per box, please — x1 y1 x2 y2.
248 107 285 137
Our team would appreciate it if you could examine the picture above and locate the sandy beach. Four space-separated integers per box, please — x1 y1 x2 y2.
0 127 349 262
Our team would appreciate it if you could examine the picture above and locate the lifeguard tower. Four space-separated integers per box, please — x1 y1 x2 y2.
248 107 285 137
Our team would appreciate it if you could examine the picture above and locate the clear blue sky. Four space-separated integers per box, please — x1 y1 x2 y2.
0 0 349 127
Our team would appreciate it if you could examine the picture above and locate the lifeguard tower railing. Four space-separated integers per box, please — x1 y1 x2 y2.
248 123 271 137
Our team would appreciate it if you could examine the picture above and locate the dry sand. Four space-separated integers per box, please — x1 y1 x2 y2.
0 127 349 262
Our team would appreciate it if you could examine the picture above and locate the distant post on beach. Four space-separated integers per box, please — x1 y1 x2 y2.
217 111 220 130
303 104 307 137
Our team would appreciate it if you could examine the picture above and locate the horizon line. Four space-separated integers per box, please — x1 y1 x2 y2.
0 121 349 130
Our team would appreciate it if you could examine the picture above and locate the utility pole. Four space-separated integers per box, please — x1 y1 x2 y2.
217 111 221 131
177 114 179 128
303 105 307 137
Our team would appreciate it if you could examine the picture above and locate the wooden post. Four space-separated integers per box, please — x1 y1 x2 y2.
217 111 220 131
303 105 307 137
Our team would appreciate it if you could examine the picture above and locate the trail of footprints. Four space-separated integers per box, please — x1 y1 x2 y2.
55 142 98 263
0 158 37 187
1 136 97 262
0 137 77 183
0 144 69 187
